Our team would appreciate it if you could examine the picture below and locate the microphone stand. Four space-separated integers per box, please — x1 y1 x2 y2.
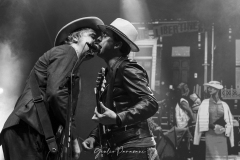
63 43 95 160
63 73 74 160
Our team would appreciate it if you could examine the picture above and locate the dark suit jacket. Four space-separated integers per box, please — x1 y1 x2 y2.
89 58 158 144
1 44 81 139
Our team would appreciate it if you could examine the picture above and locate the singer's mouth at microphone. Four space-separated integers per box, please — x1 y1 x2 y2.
86 42 102 53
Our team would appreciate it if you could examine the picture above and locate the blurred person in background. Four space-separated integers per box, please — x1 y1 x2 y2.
189 93 201 121
175 83 195 129
194 81 234 160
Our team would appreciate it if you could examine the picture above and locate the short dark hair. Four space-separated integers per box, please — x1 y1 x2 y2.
112 32 131 57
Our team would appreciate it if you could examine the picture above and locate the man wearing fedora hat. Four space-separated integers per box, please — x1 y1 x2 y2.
82 18 160 160
194 81 234 159
0 16 104 160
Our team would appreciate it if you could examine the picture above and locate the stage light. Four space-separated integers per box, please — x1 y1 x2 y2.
0 88 3 94
120 0 150 22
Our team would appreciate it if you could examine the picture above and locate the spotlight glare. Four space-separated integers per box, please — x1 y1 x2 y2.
0 88 4 94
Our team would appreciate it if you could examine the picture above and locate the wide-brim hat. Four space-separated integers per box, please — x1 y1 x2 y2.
203 81 223 90
98 18 139 52
190 93 199 101
54 17 104 46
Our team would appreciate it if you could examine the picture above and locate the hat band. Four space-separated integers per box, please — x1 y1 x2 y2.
109 25 131 42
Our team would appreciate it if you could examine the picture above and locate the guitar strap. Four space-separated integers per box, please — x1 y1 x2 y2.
29 70 58 153
106 57 127 110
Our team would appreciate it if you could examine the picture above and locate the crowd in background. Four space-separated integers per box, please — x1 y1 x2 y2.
153 81 235 160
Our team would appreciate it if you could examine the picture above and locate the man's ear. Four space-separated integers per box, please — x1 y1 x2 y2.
73 35 82 43
72 36 79 43
114 41 122 49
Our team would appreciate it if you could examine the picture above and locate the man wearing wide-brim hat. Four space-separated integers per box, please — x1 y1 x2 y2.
0 17 104 160
82 18 160 160
194 81 234 160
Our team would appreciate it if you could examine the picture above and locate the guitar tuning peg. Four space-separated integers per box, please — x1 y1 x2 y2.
103 79 106 83
102 83 105 88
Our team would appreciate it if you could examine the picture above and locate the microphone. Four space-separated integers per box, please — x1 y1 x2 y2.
86 42 102 52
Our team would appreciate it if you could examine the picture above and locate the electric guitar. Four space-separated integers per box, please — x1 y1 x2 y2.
94 67 110 160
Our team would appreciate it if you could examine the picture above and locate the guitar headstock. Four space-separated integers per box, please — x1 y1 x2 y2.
95 67 106 95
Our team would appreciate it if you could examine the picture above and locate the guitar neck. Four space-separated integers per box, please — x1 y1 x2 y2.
94 67 107 148
95 91 106 145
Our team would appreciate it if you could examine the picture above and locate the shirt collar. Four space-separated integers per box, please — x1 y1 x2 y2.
209 97 222 104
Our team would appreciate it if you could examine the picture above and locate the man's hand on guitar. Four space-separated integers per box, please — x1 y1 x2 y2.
72 138 81 159
92 102 117 125
82 137 95 151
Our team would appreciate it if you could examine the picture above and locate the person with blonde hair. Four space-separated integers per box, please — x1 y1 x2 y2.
0 17 104 160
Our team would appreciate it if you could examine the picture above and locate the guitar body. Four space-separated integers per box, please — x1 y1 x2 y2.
97 137 111 160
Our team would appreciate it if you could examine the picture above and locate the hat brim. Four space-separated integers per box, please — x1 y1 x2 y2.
98 25 139 52
203 83 223 89
54 17 104 46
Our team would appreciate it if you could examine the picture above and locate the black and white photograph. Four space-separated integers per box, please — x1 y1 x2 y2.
0 0 240 159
